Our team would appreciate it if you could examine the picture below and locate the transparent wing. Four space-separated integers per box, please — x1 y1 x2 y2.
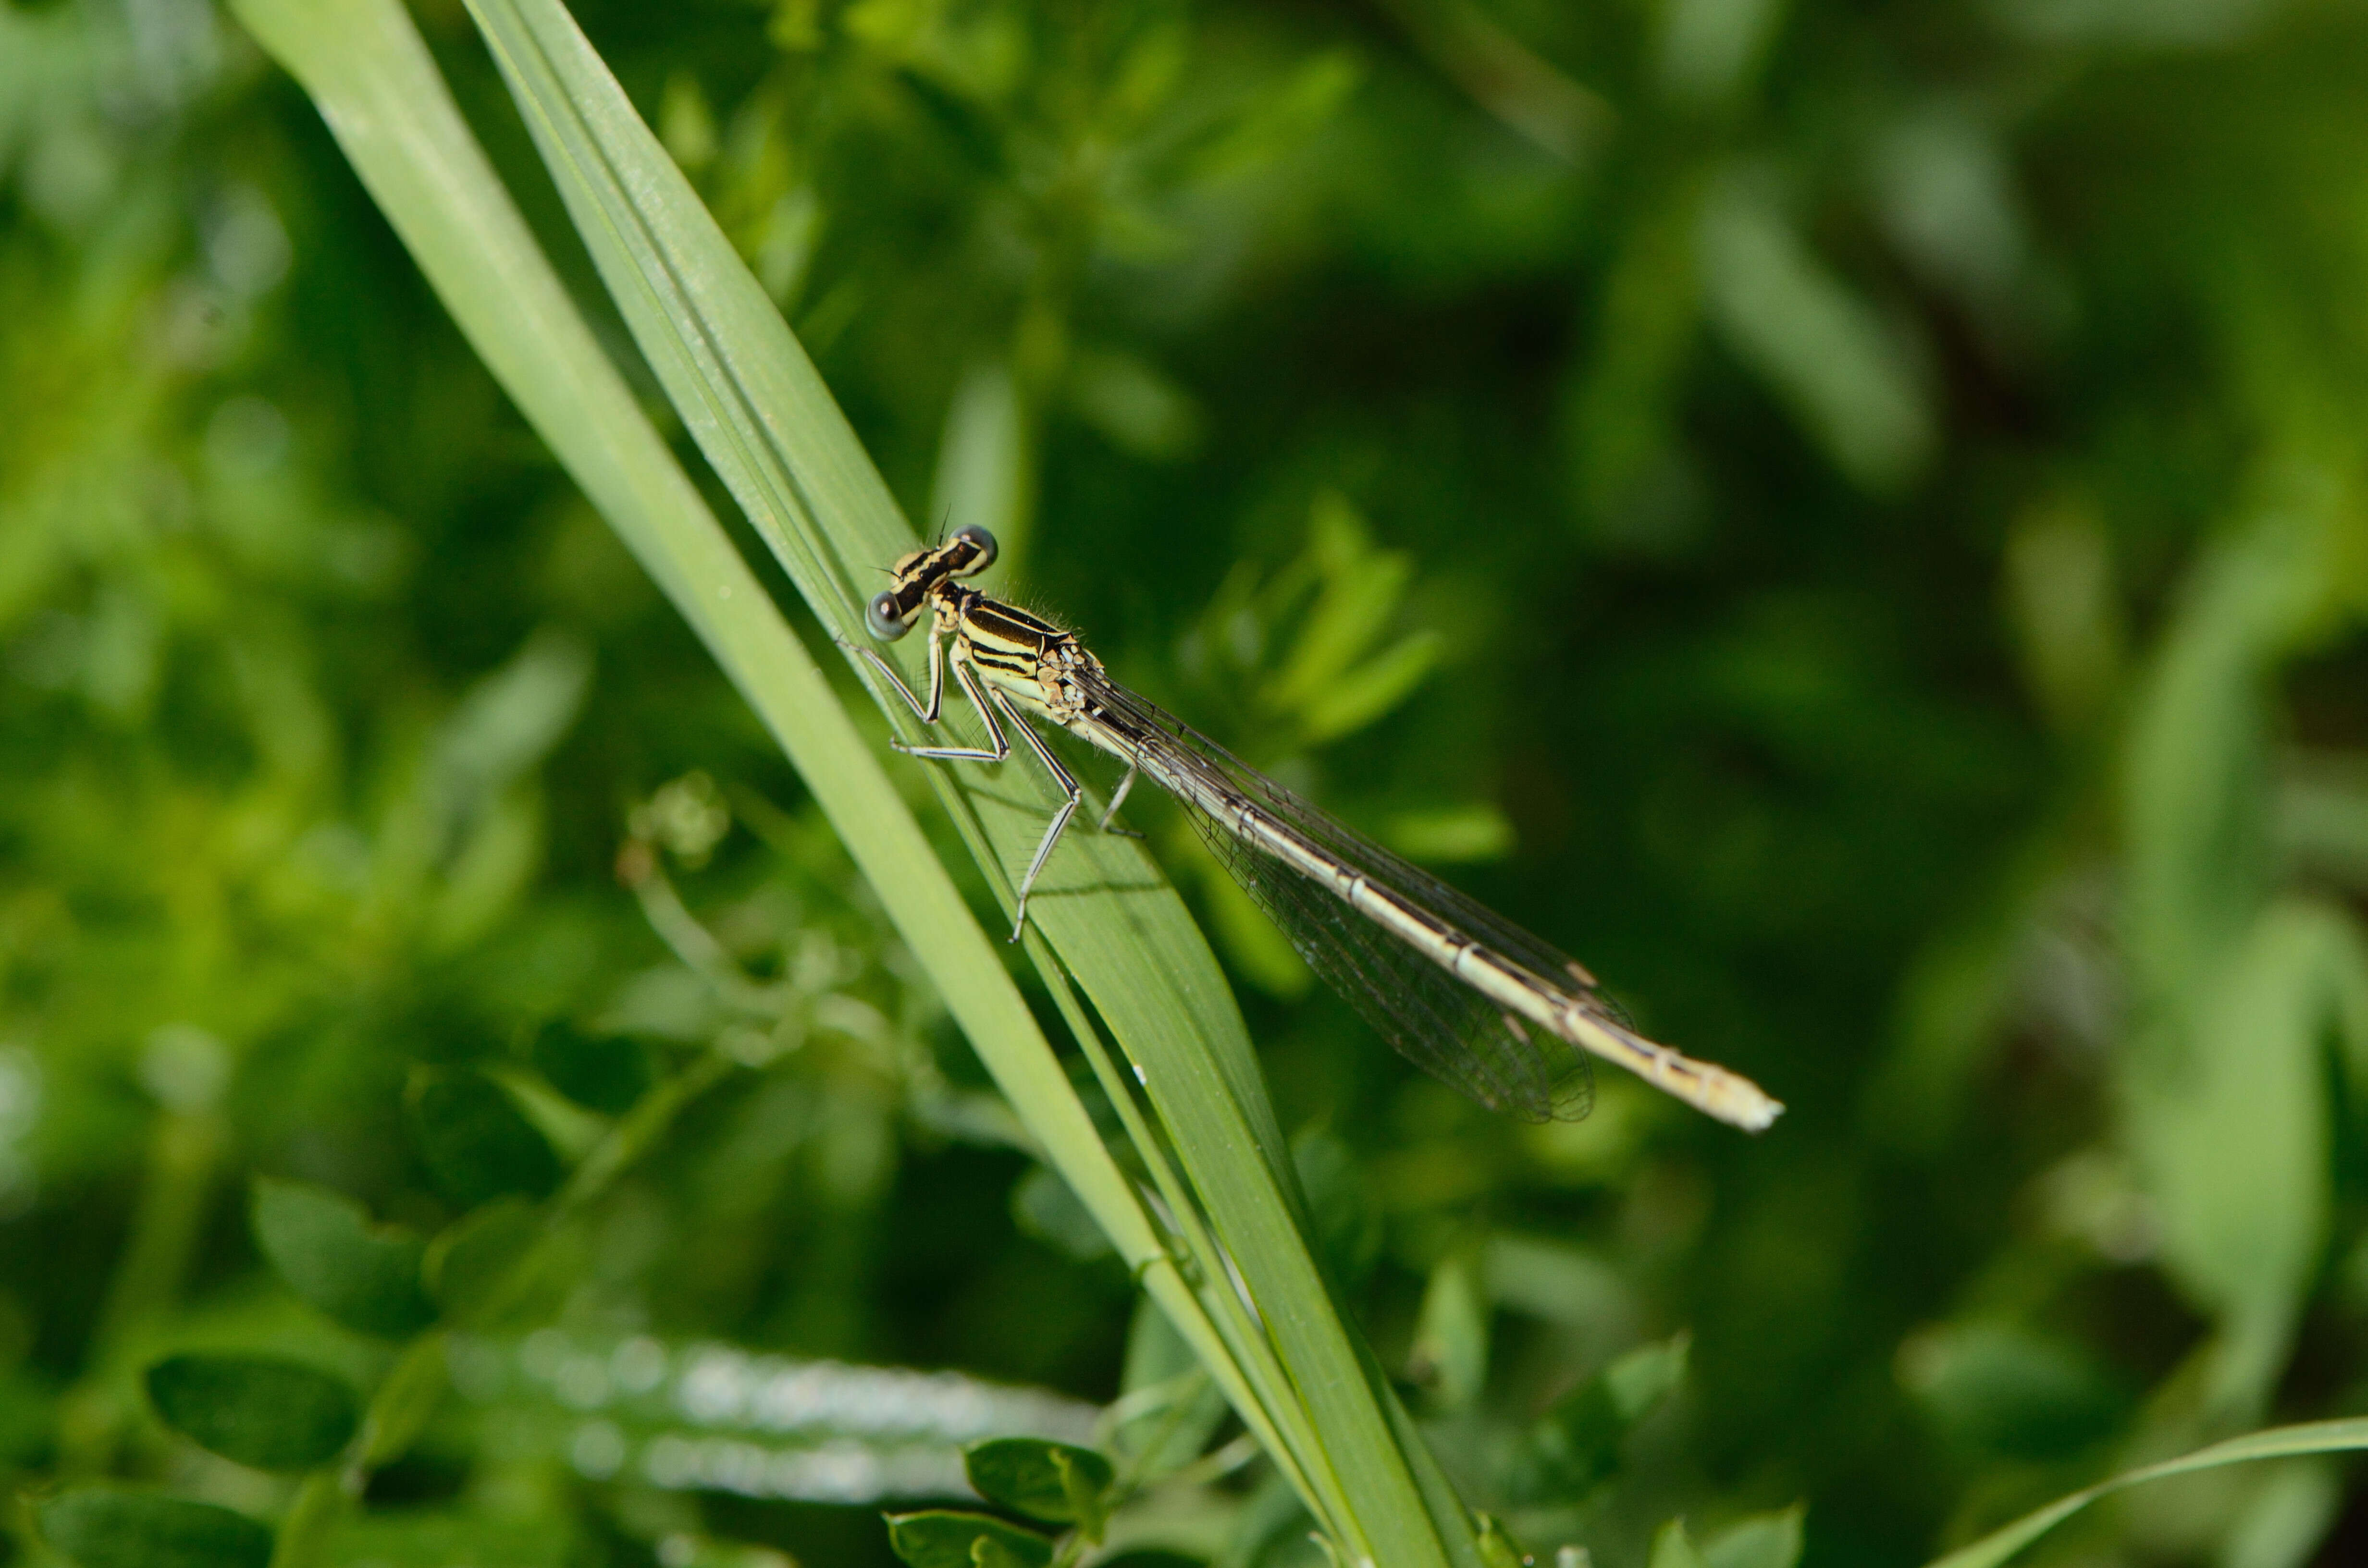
1074 669 1609 1124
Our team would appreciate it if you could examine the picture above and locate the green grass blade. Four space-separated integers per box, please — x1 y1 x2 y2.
1921 1417 2368 1568
225 0 1464 1556
452 0 1472 1558
220 0 1263 1506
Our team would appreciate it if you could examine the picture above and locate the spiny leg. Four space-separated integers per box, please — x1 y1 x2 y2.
854 623 950 725
1096 763 1142 839
895 657 1010 765
860 636 1082 940
996 689 1084 940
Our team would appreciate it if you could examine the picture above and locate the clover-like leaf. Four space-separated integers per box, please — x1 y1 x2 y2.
423 1195 543 1319
145 1354 360 1472
250 1177 436 1338
38 1490 273 1568
884 1510 1054 1568
530 1022 652 1115
407 1069 563 1207
964 1436 1116 1536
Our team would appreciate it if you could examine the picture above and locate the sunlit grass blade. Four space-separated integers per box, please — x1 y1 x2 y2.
454 0 1476 1560
1922 1417 2368 1568
220 0 1297 1526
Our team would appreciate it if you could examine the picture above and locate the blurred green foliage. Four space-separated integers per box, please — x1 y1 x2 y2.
5 0 2368 1565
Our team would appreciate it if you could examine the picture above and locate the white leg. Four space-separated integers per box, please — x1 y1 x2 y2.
999 691 1084 940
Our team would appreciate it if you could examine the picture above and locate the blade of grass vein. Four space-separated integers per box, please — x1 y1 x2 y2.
459 1 1478 1559
1920 1417 2368 1568
224 0 1211 1493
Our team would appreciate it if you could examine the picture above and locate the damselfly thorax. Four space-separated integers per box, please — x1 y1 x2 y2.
935 589 1106 732
854 524 1783 1132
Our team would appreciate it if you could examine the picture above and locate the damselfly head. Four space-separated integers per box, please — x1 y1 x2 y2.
948 525 998 575
866 589 913 642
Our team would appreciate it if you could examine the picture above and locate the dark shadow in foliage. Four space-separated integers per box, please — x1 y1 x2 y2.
531 1022 653 1115
407 1069 564 1207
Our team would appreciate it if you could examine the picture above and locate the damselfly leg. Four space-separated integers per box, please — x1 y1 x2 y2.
858 635 1101 940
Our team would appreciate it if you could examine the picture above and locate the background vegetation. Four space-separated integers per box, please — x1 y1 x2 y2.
5 0 2368 1565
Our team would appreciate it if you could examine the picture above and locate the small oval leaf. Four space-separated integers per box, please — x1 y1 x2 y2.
38 1489 273 1568
145 1354 360 1472
407 1069 563 1207
250 1177 436 1338
1650 1519 1708 1568
423 1196 543 1319
883 1510 1054 1568
1705 1505 1806 1568
963 1437 1115 1530
530 1023 653 1115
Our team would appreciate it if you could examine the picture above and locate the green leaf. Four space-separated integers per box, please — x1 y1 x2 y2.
1067 347 1202 463
883 1510 1055 1568
359 1333 451 1467
1919 1416 2368 1568
1511 1333 1690 1502
144 1354 360 1471
1010 1164 1115 1262
1900 1322 2130 1460
1605 1334 1692 1418
323 1508 581 1568
1264 494 1404 713
1167 49 1360 187
1474 1514 1526 1568
1299 629 1442 744
1383 804 1514 865
1408 1250 1489 1410
407 1069 564 1207
1564 189 1702 540
2121 898 2342 1410
1705 1504 1805 1568
38 1490 274 1568
249 1177 436 1338
1649 1519 1708 1568
2121 510 2328 1021
1114 1297 1227 1480
1697 171 1933 494
963 1437 1116 1533
1292 1130 1381 1290
423 1196 543 1318
530 1022 652 1115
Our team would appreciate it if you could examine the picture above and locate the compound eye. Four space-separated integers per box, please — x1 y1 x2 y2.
866 590 913 642
952 524 998 574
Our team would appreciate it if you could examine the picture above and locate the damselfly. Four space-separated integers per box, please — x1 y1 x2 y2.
855 526 1782 1132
